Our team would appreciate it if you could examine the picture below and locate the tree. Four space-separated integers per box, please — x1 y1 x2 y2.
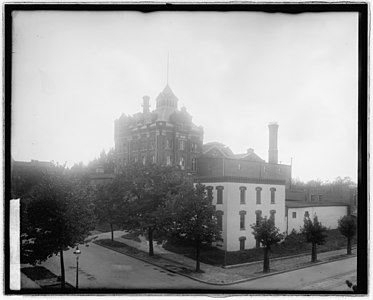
161 183 220 272
21 172 95 288
338 215 357 255
301 215 328 262
117 163 186 256
251 217 284 273
94 179 129 241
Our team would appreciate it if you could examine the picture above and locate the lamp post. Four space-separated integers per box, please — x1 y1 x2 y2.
73 246 81 289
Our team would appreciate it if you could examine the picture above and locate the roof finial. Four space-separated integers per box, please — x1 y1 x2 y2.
167 51 170 85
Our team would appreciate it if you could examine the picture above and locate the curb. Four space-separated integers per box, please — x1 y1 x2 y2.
223 246 357 269
93 240 357 286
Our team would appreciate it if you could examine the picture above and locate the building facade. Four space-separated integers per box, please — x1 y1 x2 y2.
114 85 203 172
286 201 348 233
195 123 291 251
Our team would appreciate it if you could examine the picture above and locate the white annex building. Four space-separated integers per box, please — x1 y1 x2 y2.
195 123 291 251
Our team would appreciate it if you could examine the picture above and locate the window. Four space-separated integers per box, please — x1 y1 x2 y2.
191 143 197 152
216 186 224 204
166 139 173 149
191 158 197 171
256 187 262 204
240 186 246 204
152 155 156 164
270 210 276 225
142 156 146 165
216 211 224 231
311 194 316 202
150 140 155 150
319 195 323 202
292 212 297 219
166 155 172 166
179 157 185 170
239 237 246 251
179 140 185 150
207 186 213 201
134 156 138 163
304 211 309 218
255 210 262 226
270 187 276 204
238 164 241 170
239 211 246 230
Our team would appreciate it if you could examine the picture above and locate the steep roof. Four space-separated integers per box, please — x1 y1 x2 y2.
202 142 264 162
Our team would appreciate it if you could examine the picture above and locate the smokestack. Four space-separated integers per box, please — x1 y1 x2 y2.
268 122 279 164
142 96 150 114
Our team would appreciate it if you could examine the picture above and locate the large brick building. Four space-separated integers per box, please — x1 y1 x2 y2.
114 85 294 251
114 84 203 172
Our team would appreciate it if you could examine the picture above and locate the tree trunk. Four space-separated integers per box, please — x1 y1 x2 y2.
347 237 352 255
148 227 154 256
59 249 65 289
311 242 317 262
195 239 201 272
263 246 270 273
110 223 114 241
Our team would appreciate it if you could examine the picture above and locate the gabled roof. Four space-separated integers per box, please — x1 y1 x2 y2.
202 142 264 162
203 142 234 158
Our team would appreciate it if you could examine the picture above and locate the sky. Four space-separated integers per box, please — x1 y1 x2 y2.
11 10 359 183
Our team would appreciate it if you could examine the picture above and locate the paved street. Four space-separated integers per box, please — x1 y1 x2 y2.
232 256 357 291
33 237 357 292
39 242 210 290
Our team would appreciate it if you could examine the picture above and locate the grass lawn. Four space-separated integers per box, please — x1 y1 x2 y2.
94 222 122 233
163 229 356 266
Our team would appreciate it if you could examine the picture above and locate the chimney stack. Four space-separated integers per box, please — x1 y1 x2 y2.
268 122 279 164
142 96 150 114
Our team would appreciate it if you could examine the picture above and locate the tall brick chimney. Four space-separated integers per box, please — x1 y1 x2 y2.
142 96 150 114
268 122 279 164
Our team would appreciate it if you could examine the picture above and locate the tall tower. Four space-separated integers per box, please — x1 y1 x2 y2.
268 122 279 164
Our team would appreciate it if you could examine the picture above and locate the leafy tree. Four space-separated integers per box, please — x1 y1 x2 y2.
94 179 129 241
117 163 186 256
338 215 357 255
161 183 220 272
21 172 95 288
251 217 284 273
301 215 328 262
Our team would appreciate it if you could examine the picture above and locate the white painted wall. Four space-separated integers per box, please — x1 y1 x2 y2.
202 181 286 251
287 205 348 233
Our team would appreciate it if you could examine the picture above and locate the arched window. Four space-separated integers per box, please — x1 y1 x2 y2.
239 210 247 230
216 186 224 204
270 187 276 204
240 186 246 204
256 187 262 204
216 210 224 231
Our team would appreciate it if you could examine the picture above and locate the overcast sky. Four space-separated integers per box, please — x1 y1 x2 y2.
11 10 358 183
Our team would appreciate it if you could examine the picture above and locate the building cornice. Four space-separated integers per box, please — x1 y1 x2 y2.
194 176 286 185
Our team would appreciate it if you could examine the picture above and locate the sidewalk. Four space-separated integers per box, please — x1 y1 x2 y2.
94 230 357 285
